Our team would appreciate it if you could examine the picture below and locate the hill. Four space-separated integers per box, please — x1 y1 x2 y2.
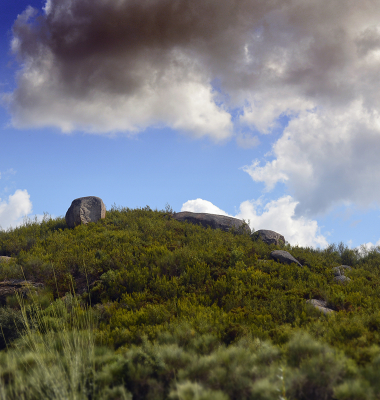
0 205 379 399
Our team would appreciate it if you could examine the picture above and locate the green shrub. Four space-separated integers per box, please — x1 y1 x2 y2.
2 206 380 397
0 307 24 350
334 379 374 400
170 381 228 400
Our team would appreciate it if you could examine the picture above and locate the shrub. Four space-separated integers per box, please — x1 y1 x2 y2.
2 207 380 397
0 307 24 350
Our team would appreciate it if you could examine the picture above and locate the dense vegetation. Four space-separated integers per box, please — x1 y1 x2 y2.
0 206 380 399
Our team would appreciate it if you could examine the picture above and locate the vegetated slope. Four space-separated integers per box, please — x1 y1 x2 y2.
1 206 380 399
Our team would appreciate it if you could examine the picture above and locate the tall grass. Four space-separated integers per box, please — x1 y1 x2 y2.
0 289 114 399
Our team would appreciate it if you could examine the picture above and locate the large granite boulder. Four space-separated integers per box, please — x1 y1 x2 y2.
172 212 251 234
0 280 44 305
65 196 106 229
270 250 302 267
253 230 285 246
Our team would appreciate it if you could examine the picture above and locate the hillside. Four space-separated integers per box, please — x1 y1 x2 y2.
0 205 380 399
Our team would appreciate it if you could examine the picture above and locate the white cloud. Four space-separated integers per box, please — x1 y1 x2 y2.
242 159 288 192
181 196 328 248
5 57 233 141
358 238 380 252
0 189 33 230
243 102 380 215
181 199 229 216
236 196 328 248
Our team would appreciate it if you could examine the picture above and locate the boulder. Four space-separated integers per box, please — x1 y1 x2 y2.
172 212 251 234
270 250 302 267
0 256 12 263
332 267 341 277
332 265 352 276
0 280 44 305
252 230 285 246
307 299 334 314
65 196 106 229
332 265 352 283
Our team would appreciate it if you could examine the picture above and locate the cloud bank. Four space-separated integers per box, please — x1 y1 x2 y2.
5 0 380 215
182 197 328 248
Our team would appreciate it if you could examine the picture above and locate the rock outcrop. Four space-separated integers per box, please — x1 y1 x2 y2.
307 299 335 314
270 250 302 267
252 230 285 246
0 256 12 263
0 280 44 305
172 212 251 234
332 265 352 284
65 196 106 229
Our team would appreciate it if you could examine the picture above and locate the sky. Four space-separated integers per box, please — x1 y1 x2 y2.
1 0 380 249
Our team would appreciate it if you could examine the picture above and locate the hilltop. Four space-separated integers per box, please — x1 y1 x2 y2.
0 205 379 399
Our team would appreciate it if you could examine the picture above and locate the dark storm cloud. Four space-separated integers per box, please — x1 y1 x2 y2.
8 0 280 137
7 0 380 133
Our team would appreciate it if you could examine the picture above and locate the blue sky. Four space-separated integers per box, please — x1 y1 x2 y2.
1 0 380 249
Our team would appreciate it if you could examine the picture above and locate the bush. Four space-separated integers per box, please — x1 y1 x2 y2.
0 307 24 350
1 207 380 397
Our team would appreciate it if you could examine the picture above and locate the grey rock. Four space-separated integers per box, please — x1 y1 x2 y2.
172 212 251 234
65 196 106 229
252 230 285 246
270 250 302 267
0 256 12 263
307 299 335 314
334 275 351 284
332 266 342 276
0 280 44 305
332 265 352 278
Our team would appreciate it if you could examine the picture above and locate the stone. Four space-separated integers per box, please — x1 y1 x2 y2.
172 212 251 234
0 256 12 263
334 275 351 284
65 196 106 229
332 266 341 276
270 250 302 267
307 299 335 314
332 265 352 276
0 280 44 305
332 265 352 283
252 230 285 246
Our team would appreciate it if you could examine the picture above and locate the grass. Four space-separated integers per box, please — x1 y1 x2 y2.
0 290 96 399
